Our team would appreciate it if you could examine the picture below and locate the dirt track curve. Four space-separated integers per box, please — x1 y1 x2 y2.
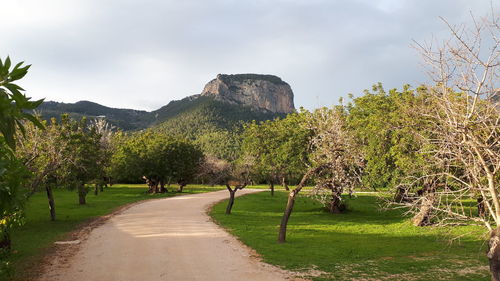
39 189 304 281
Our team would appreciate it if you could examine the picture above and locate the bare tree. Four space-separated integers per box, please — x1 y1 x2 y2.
196 155 231 186
88 118 115 193
408 11 500 279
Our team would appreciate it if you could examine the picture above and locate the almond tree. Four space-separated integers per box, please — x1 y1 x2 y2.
88 118 115 194
18 117 70 220
278 107 363 242
409 12 500 279
240 112 310 195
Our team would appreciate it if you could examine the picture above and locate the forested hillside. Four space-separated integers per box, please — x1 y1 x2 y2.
37 101 153 130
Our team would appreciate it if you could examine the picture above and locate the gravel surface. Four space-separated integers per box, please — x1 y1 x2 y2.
39 189 304 281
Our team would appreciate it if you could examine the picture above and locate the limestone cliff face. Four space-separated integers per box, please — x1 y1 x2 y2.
200 74 295 114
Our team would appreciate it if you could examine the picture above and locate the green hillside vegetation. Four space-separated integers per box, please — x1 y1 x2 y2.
36 96 285 161
37 101 153 131
155 96 283 136
217 74 288 86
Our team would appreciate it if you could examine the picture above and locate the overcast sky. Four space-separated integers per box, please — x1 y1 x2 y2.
1 0 497 111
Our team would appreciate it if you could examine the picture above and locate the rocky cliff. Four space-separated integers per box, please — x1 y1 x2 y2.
200 74 295 114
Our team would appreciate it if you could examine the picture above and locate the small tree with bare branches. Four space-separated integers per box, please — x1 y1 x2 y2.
278 107 363 242
404 11 499 279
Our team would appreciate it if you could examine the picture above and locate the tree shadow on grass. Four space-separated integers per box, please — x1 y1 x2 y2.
214 191 489 281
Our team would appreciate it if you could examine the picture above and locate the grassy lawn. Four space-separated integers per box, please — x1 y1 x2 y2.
7 184 224 281
210 191 490 281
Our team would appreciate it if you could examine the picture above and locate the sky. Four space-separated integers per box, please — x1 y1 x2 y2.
0 0 497 111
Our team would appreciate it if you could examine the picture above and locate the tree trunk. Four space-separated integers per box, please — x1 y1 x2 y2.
226 190 236 215
282 177 289 191
411 195 433 226
178 181 186 193
394 187 407 203
94 184 99 196
160 179 168 193
78 183 87 205
0 230 11 251
269 181 274 196
277 165 324 243
488 227 500 281
329 194 343 214
46 186 56 221
278 190 297 243
100 182 105 192
154 178 159 193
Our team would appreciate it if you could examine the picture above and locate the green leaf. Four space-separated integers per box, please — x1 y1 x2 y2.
10 65 30 81
12 61 24 71
4 56 11 71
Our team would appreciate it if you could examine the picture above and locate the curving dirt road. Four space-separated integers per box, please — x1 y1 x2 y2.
39 189 302 281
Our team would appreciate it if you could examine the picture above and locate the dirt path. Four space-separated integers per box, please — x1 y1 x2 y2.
39 189 303 281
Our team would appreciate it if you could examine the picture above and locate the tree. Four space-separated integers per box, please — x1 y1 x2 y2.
110 131 203 193
223 160 252 215
240 112 310 195
18 117 70 220
196 155 231 186
88 118 115 194
409 12 500 279
307 107 364 213
56 116 103 205
346 84 428 191
195 129 242 162
0 57 43 250
278 107 363 242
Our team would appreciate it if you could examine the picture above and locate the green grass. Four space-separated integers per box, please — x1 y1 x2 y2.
210 191 490 281
7 184 224 281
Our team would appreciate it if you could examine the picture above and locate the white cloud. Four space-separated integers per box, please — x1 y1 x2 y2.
0 0 497 110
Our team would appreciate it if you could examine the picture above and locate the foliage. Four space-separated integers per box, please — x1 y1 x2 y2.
154 96 283 160
110 131 203 187
36 100 152 131
240 111 310 185
53 116 103 189
194 130 241 161
346 83 429 191
217 74 288 86
0 57 43 149
0 56 43 276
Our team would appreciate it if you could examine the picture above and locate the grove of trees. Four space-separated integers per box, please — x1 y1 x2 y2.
0 10 498 281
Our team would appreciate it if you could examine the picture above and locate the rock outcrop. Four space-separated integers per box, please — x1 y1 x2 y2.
200 74 295 113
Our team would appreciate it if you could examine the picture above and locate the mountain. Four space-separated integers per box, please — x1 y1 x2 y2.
36 73 295 132
37 100 153 131
201 74 295 113
153 95 285 138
